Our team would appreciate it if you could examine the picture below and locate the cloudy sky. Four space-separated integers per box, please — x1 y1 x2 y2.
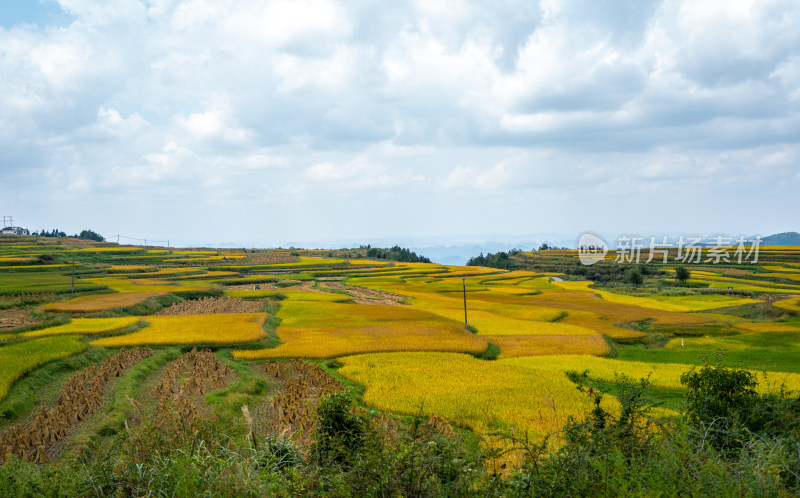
1 0 798 248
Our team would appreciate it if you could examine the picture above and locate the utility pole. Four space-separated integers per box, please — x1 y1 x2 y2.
71 254 75 293
462 278 468 328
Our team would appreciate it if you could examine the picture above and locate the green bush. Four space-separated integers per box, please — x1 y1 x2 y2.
681 359 800 453
311 391 365 466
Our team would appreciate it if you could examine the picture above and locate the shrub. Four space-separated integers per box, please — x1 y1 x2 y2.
624 267 643 285
311 391 364 466
681 358 800 453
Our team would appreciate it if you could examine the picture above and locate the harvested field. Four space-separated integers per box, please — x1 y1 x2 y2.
156 297 267 315
241 251 296 265
316 278 405 305
0 308 40 331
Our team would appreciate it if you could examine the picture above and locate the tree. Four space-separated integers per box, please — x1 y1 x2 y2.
466 251 511 269
624 267 643 285
78 229 104 242
675 266 690 284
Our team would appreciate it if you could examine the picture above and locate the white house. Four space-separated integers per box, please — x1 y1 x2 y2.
1 227 30 235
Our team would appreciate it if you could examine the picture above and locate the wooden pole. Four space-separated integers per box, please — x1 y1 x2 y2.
71 254 75 293
462 278 468 327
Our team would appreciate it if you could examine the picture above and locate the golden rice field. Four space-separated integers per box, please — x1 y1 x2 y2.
551 280 759 311
425 309 596 336
22 317 143 337
774 297 800 312
86 277 212 293
0 257 33 263
0 335 86 401
735 322 800 333
338 352 619 444
44 292 167 312
757 272 800 282
489 334 611 357
235 299 487 359
91 313 267 347
762 265 800 273
346 272 734 341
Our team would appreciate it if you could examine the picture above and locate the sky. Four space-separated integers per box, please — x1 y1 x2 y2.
1 0 799 249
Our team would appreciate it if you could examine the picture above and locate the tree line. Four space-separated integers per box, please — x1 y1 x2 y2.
35 229 104 242
362 245 431 263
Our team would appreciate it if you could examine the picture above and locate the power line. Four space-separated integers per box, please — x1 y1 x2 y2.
103 234 170 248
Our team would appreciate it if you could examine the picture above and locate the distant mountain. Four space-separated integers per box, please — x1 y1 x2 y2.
762 232 800 245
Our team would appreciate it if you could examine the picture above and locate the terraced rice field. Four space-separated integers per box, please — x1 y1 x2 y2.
91 313 268 346
0 335 86 400
235 297 487 359
44 292 167 312
22 317 143 337
338 352 619 442
3 239 800 481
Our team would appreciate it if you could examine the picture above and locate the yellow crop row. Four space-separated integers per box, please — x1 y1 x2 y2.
44 292 166 312
86 277 211 293
92 313 267 347
23 317 142 337
0 264 72 270
774 298 800 312
430 309 595 336
551 281 758 311
72 246 142 252
762 265 800 273
235 324 487 359
734 322 800 333
0 335 86 401
505 355 800 393
692 278 800 294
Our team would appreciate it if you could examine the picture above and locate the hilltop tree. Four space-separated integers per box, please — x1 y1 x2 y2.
675 266 691 284
78 229 104 242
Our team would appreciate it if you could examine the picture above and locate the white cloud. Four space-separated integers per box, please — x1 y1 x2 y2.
176 104 252 143
0 0 797 242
